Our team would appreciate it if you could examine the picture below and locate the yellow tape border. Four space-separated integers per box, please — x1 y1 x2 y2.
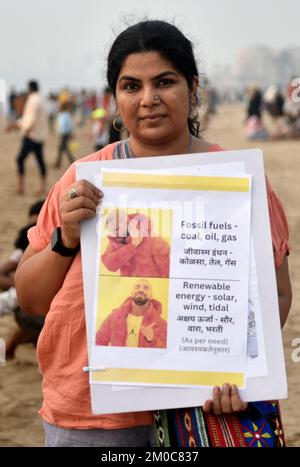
92 367 245 387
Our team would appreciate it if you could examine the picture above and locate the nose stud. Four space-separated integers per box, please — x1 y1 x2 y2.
153 95 160 102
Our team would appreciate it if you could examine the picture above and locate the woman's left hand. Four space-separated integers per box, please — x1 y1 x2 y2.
203 384 248 415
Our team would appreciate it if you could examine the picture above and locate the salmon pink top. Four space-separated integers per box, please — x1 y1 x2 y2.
28 142 289 429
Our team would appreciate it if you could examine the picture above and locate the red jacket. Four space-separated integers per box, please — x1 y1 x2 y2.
101 237 170 277
96 297 167 348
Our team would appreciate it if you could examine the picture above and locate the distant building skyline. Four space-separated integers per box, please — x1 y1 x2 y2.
210 46 300 92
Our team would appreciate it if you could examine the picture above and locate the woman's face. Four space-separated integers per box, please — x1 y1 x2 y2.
115 51 196 145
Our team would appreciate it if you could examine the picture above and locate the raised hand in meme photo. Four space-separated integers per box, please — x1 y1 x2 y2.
101 209 170 277
96 279 167 348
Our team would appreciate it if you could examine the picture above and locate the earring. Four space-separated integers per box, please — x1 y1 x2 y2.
112 116 127 132
191 94 199 105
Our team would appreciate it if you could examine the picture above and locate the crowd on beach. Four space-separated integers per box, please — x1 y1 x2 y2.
0 82 122 360
7 85 121 158
244 78 300 141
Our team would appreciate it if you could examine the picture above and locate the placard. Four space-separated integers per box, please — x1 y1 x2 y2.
77 149 287 414
89 170 252 389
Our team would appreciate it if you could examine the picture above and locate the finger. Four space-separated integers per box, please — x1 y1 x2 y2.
60 201 98 225
64 208 97 223
63 195 100 214
212 386 222 415
62 208 95 227
64 181 103 203
220 383 233 414
63 208 97 224
77 181 103 203
77 179 103 199
231 385 248 412
203 400 213 414
143 323 156 330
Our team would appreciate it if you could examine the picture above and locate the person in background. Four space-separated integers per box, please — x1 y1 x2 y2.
14 80 48 195
77 89 86 127
0 200 45 359
263 85 287 139
47 93 58 133
54 102 75 168
244 84 269 140
8 87 17 124
246 84 263 119
100 86 120 143
14 92 27 120
201 78 218 130
0 200 44 291
284 78 300 138
58 88 71 107
91 108 109 151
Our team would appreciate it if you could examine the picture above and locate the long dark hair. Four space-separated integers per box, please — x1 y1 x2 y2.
107 20 200 137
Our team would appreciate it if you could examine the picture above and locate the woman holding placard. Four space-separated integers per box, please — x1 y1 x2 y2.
15 20 292 447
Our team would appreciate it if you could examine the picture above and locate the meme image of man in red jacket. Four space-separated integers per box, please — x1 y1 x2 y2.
101 209 170 278
96 279 167 348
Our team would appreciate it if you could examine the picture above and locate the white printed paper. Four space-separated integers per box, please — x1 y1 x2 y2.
89 169 252 389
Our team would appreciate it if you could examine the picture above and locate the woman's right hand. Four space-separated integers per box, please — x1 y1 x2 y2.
59 180 103 248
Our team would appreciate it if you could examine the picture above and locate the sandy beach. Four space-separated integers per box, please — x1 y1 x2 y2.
0 104 299 447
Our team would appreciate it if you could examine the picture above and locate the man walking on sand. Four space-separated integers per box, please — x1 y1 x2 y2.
15 80 48 195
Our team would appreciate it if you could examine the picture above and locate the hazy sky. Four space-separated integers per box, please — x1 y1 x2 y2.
1 0 300 92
